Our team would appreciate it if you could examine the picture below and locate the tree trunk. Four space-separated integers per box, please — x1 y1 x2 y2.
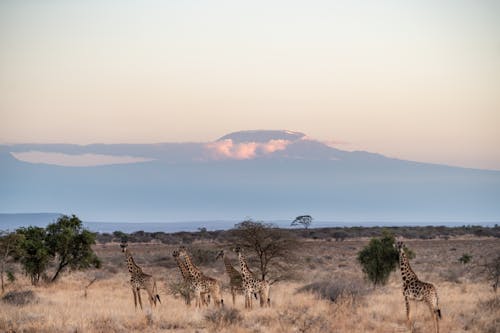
51 261 68 282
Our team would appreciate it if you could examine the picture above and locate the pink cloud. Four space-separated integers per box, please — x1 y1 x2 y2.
260 139 289 154
206 139 290 160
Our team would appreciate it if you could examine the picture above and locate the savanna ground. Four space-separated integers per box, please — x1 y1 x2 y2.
1 236 499 333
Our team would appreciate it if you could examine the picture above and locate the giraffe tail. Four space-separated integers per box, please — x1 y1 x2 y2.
436 309 441 319
156 294 161 304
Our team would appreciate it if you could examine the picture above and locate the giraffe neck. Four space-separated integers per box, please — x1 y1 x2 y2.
238 253 253 279
182 253 202 279
223 256 240 278
174 256 191 281
399 250 418 283
124 249 142 275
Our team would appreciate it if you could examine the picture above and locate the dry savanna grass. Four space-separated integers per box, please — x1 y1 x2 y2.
0 237 498 332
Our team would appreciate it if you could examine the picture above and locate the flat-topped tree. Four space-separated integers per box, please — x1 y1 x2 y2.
291 215 313 229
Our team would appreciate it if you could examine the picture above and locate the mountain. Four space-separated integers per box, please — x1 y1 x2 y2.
218 130 306 143
1 130 499 224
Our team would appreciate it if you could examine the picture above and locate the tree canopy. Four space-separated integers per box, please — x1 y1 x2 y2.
357 231 399 287
291 215 313 229
14 215 100 285
233 220 297 281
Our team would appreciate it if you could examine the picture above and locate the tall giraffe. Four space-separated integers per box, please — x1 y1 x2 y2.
234 246 270 309
172 249 193 305
178 246 223 308
120 242 161 309
396 241 441 333
216 249 244 305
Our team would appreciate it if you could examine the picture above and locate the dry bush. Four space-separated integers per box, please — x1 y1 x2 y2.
90 317 123 333
1 290 37 306
463 296 500 333
204 307 243 332
167 279 192 303
297 279 369 304
277 304 330 333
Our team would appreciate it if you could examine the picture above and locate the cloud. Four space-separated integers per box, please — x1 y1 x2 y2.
206 139 290 160
11 151 154 167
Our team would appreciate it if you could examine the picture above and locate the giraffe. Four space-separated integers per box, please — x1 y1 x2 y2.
172 250 210 306
234 246 270 309
216 249 244 305
172 249 193 305
396 241 441 333
120 242 161 310
177 246 223 308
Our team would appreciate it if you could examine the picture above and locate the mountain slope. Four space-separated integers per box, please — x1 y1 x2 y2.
1 130 499 223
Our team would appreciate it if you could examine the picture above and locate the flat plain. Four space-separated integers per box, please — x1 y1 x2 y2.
1 237 499 333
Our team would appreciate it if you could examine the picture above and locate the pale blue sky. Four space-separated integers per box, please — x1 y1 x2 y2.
1 0 499 169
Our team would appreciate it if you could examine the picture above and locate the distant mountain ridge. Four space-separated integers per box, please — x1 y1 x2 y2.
1 130 499 223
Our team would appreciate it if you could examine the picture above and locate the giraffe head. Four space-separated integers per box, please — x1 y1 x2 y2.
172 250 180 258
178 246 189 257
120 242 128 253
396 241 404 252
233 246 242 254
216 250 225 260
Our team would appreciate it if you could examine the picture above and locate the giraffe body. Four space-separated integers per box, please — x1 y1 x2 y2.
234 247 270 309
172 250 193 305
121 243 161 310
216 250 244 305
397 241 440 333
178 246 223 308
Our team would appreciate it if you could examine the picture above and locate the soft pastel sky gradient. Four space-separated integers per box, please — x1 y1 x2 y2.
1 0 499 169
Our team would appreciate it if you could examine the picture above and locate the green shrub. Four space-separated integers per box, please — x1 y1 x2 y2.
459 253 472 265
357 231 399 287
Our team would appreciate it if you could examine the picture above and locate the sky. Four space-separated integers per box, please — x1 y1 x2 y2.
1 0 499 170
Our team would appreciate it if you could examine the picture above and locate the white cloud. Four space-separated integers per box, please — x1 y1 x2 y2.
11 151 154 167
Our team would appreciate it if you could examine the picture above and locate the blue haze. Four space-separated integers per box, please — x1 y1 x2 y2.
1 131 499 227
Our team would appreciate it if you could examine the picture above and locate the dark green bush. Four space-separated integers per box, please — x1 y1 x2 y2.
357 231 399 287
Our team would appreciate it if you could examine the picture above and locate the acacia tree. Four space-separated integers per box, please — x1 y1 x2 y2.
15 226 51 285
45 215 100 282
291 215 313 229
233 220 297 281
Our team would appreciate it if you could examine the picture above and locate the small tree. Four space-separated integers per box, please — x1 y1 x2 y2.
45 215 100 282
357 232 399 287
459 253 472 265
291 215 313 229
15 226 51 285
0 230 21 293
233 220 297 281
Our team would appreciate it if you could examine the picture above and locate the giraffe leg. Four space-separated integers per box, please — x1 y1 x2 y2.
137 288 143 310
132 287 138 309
231 289 236 306
405 297 413 332
248 290 253 309
194 289 202 308
244 290 249 308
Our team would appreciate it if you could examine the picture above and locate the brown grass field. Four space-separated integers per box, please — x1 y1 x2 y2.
1 237 499 333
